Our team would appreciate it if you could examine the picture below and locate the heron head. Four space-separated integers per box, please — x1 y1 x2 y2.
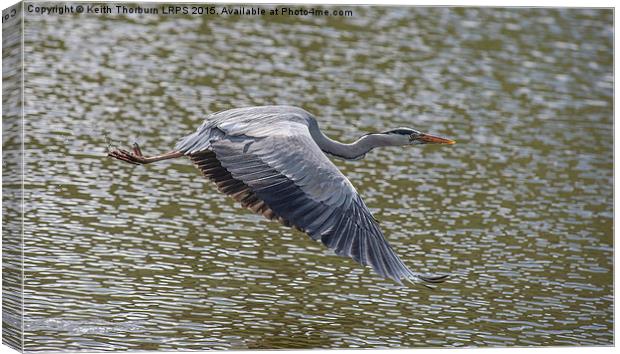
381 128 456 146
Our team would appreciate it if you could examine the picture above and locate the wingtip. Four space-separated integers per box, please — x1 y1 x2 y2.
388 273 449 288
418 274 449 284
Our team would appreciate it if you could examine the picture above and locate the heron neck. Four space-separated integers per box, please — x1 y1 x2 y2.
308 120 392 160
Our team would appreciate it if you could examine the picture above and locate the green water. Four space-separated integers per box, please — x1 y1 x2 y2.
16 5 612 350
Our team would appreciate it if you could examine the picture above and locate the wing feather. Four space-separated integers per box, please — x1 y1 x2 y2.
177 107 447 285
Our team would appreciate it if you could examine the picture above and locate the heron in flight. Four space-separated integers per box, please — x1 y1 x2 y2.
108 106 455 286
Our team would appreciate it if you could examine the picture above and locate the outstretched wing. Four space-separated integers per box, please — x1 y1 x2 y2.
177 113 446 285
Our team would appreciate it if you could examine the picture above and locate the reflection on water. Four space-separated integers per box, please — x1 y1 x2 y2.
20 5 612 351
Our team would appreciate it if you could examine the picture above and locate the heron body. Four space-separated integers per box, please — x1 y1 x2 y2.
108 105 455 286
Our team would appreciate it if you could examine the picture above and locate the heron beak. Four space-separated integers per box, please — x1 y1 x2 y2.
417 133 456 145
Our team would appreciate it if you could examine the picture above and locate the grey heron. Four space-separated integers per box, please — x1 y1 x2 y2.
108 106 455 286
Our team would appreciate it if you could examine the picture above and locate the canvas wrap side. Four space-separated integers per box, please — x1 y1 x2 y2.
3 1 24 351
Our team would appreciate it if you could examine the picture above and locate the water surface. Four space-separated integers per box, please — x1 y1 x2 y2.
19 5 613 351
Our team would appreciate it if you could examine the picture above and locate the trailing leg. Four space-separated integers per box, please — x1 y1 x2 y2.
108 143 184 165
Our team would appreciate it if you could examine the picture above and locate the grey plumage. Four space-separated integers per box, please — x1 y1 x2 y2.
172 105 448 285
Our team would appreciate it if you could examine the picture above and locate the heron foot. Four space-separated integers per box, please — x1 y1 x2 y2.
108 143 147 165
132 143 143 157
